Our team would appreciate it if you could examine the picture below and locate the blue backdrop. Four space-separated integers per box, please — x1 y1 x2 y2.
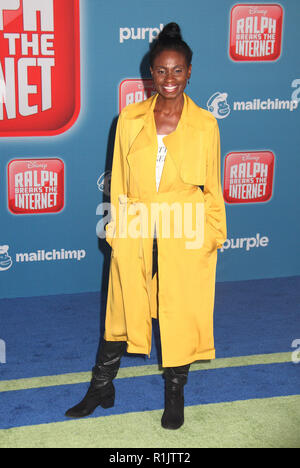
0 0 299 299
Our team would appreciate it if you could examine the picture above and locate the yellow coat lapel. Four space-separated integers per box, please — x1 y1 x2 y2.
125 93 207 193
126 95 158 193
164 94 207 187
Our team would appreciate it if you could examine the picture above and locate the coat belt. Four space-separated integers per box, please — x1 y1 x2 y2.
118 186 200 207
118 186 202 235
117 186 201 253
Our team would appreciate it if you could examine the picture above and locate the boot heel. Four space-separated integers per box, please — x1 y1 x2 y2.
100 394 115 409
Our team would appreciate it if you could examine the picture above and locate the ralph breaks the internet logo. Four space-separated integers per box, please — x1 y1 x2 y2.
8 158 65 214
229 4 283 61
0 0 80 137
119 79 156 113
223 151 275 204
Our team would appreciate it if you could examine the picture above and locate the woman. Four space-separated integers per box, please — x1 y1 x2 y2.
66 23 227 430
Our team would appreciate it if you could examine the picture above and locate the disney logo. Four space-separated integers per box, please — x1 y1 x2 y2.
26 162 48 170
249 8 268 16
241 155 260 162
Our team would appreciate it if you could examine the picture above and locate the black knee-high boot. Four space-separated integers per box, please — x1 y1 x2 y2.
161 364 190 430
65 340 127 418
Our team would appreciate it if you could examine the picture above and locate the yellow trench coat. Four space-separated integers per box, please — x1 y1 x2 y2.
104 93 227 367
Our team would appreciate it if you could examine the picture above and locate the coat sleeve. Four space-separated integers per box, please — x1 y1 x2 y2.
105 112 127 247
203 119 227 249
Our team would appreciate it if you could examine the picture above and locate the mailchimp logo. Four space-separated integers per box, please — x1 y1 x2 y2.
0 0 80 137
207 92 231 119
0 245 13 271
119 79 156 113
208 82 299 119
229 4 284 61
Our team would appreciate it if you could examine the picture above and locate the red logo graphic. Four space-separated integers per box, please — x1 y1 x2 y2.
119 79 156 112
223 151 275 204
0 0 80 137
229 4 283 61
8 158 65 214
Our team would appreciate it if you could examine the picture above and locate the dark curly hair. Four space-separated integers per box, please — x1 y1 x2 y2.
149 23 193 68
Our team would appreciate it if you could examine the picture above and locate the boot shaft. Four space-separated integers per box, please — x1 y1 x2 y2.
93 340 127 386
161 364 190 430
163 364 190 386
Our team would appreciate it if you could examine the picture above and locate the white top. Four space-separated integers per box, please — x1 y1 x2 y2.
156 135 167 192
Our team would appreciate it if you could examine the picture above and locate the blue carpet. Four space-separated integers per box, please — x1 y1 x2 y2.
0 276 299 380
1 362 299 430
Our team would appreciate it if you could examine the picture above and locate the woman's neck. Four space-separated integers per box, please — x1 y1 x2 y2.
155 94 184 115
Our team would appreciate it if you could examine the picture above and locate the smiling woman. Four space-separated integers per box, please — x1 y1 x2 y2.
151 49 191 134
150 24 192 135
66 22 227 432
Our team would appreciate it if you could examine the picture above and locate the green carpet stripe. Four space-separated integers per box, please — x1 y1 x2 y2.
0 352 292 393
0 395 299 448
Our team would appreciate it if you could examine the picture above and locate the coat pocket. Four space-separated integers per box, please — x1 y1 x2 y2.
204 220 218 253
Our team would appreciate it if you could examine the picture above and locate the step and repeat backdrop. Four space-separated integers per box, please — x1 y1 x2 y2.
0 0 299 298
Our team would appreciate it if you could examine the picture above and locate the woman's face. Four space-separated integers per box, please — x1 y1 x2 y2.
150 50 192 101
